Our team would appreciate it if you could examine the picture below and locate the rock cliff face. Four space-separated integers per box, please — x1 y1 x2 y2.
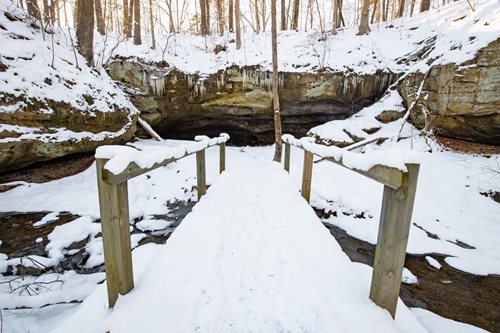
398 39 500 145
0 95 136 172
108 62 400 145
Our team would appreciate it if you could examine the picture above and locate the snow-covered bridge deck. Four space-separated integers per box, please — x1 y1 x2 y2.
54 164 425 332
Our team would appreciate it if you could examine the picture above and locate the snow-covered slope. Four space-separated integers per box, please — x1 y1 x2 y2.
0 0 135 114
0 0 139 170
101 0 500 75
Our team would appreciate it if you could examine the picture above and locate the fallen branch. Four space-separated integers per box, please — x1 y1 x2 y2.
138 117 163 141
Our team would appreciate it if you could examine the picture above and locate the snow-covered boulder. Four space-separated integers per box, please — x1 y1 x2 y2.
398 38 500 145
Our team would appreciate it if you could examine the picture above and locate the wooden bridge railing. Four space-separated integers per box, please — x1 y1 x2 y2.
95 134 228 308
282 134 420 319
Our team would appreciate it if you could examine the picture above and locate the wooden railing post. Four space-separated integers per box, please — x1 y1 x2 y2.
219 142 226 174
284 142 291 172
301 150 314 203
369 164 420 318
96 159 134 308
196 150 207 200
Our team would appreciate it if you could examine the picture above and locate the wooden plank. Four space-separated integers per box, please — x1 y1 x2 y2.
324 157 406 190
284 142 291 172
96 159 134 308
219 142 226 174
196 150 207 200
301 150 314 203
369 164 420 318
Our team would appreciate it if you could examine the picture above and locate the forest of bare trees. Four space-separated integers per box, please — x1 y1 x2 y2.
19 0 443 52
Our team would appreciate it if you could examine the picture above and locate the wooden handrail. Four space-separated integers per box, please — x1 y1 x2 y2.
100 135 227 185
96 134 228 308
282 135 407 190
282 134 420 319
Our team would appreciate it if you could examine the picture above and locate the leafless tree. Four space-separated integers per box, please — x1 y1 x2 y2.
358 0 370 35
235 0 241 49
420 0 430 12
271 0 282 162
76 0 94 64
280 0 286 29
123 0 132 36
148 0 155 48
95 0 105 34
397 0 405 18
26 0 41 20
199 0 208 35
291 0 299 29
133 0 141 44
228 0 234 32
216 0 224 36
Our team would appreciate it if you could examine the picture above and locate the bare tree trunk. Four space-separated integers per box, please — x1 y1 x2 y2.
332 0 337 34
409 0 416 16
73 0 78 27
397 0 405 18
76 0 94 65
420 0 430 12
260 0 266 31
165 0 175 32
199 0 207 35
235 0 241 49
123 0 131 36
280 0 286 29
339 0 345 26
133 0 141 44
205 0 210 34
217 0 224 36
95 0 105 34
148 0 155 48
291 0 299 29
254 0 260 33
43 0 50 24
381 0 386 20
271 0 282 162
53 0 61 26
357 0 370 34
228 0 234 32
371 0 378 23
26 0 42 20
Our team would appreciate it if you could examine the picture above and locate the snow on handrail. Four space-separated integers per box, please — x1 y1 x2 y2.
282 134 419 172
96 133 229 183
282 134 420 189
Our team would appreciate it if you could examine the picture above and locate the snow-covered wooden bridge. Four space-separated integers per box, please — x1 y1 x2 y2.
54 134 424 332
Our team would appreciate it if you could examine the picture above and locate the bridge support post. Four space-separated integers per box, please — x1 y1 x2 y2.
369 164 420 318
301 150 314 203
284 143 290 173
96 158 134 308
196 150 207 200
219 142 226 174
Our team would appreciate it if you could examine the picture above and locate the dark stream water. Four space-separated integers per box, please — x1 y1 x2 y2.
0 204 498 331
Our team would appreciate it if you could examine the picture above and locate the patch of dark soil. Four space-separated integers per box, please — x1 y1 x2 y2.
437 136 500 155
322 221 500 332
481 190 500 204
0 152 94 184
0 212 79 257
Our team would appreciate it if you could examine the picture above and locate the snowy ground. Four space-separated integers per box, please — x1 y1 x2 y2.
50 164 428 333
0 128 497 332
